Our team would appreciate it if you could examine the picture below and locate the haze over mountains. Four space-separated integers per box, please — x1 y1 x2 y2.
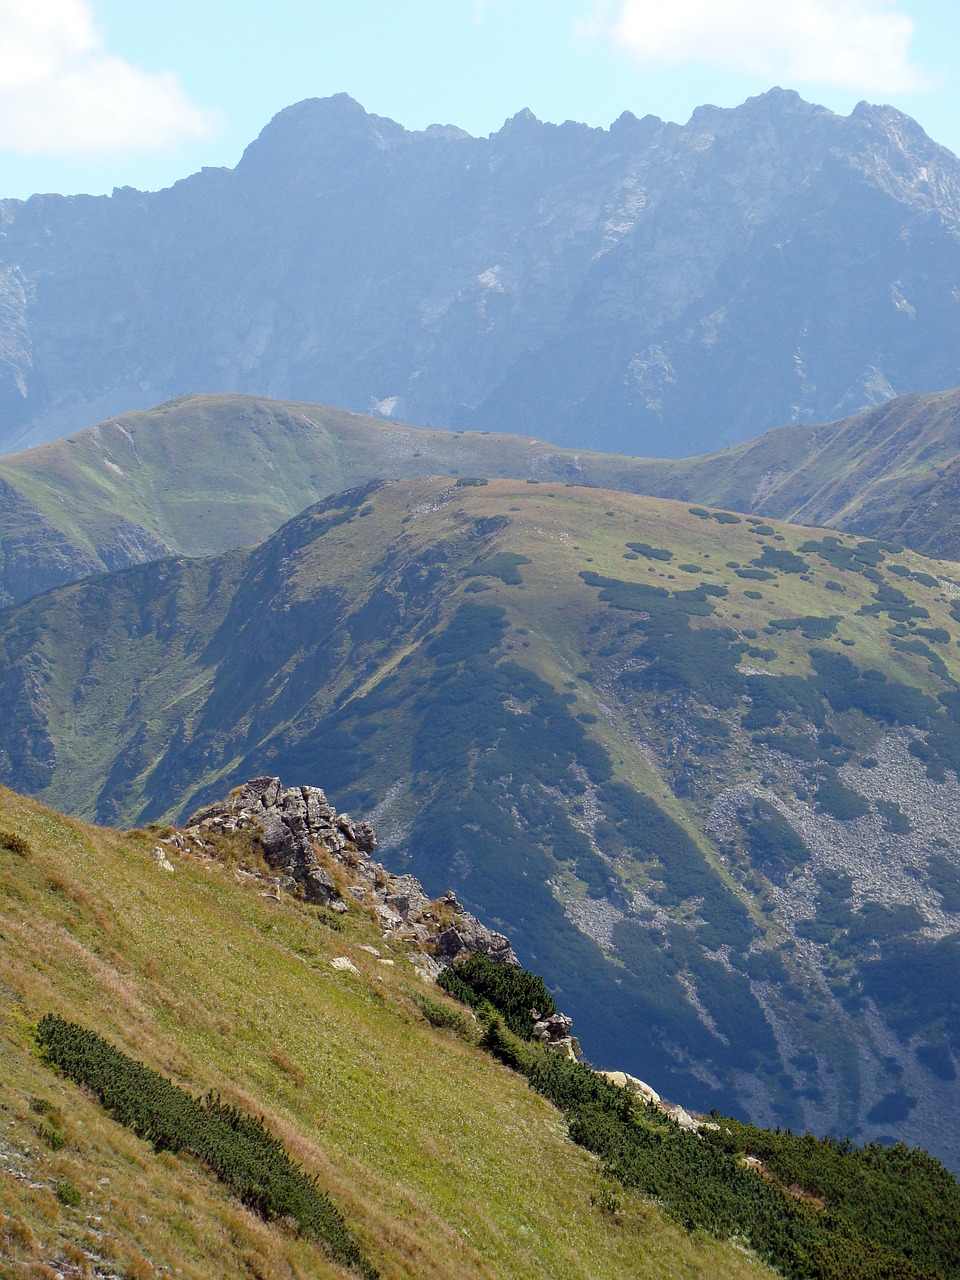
3 89 960 457
9 79 960 1237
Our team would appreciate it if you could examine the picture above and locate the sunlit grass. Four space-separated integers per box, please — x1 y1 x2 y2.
0 785 774 1279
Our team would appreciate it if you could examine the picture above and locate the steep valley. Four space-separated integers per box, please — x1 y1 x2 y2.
4 477 960 1168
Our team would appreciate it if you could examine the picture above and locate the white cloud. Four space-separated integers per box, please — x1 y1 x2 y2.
585 0 927 95
0 0 216 155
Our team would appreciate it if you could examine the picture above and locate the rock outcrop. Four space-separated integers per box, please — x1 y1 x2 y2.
184 777 519 972
178 776 714 1136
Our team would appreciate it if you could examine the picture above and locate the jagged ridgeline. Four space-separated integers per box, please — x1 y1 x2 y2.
5 476 960 1167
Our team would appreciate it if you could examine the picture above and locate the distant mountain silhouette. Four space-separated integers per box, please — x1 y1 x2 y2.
2 89 960 456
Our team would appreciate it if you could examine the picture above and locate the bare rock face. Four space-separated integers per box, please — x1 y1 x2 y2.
185 776 519 970
4 91 960 457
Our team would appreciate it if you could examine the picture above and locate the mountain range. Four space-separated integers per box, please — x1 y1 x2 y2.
3 89 960 456
4 386 960 610
5 472 960 1170
8 79 960 1241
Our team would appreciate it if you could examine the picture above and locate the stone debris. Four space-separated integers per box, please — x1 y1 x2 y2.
599 1070 661 1106
330 957 361 975
665 1104 699 1133
150 847 175 873
530 1011 578 1058
598 1069 724 1134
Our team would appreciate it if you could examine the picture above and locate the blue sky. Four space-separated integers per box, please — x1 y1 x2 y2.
1 0 958 199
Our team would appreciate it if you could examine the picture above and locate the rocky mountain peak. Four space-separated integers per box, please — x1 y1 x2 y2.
4 90 960 456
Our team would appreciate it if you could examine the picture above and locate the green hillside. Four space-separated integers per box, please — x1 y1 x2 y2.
0 784 777 1280
625 388 960 558
0 393 642 609
4 478 960 1166
5 387 960 612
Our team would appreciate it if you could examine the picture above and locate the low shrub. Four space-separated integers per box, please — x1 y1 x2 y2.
0 830 32 856
437 954 555 1039
36 1016 377 1279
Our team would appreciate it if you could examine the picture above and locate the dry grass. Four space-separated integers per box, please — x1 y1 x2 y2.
0 785 775 1280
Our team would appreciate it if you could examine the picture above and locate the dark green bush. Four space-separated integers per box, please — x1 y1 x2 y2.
626 542 672 561
437 954 555 1039
454 1006 960 1280
814 775 870 821
768 615 840 640
751 547 807 574
465 552 532 585
36 1016 377 1279
738 801 810 882
876 799 912 834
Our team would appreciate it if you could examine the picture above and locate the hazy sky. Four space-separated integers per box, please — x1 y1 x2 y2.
1 0 957 199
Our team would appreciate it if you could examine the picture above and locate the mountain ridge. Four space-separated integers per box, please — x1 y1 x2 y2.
4 89 960 455
6 476 960 1166
7 385 960 611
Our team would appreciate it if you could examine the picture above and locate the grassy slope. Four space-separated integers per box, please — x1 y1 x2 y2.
0 786 771 1280
7 477 960 1162
20 476 960 820
625 388 960 557
0 393 642 568
5 386 960 610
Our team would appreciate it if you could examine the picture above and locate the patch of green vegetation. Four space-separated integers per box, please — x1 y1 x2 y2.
917 627 951 644
768 616 840 640
411 991 478 1041
866 1092 917 1125
37 1015 378 1279
437 955 555 1040
928 855 960 913
812 651 940 728
737 801 809 883
751 546 807 575
626 542 672 561
451 1006 960 1280
813 773 870 821
465 551 532 585
857 933 960 1054
742 674 824 732
876 799 912 834
598 783 753 948
858 582 930 623
915 1042 957 1081
799 536 889 578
